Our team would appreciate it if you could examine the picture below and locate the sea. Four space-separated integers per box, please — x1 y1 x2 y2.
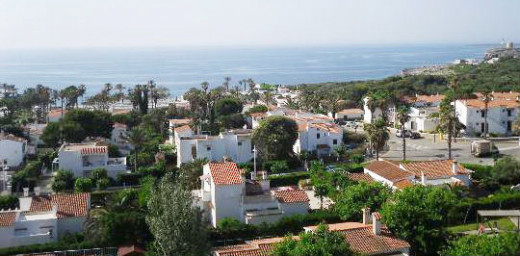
0 44 497 97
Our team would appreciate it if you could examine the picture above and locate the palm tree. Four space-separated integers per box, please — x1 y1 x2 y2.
223 77 231 92
115 83 125 103
396 105 411 161
125 127 147 172
480 88 492 138
365 118 390 159
439 96 459 160
77 84 86 107
333 145 347 162
261 91 276 106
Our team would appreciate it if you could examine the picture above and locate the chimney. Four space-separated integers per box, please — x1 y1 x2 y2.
23 187 29 197
362 208 371 225
372 212 381 235
452 160 458 175
259 171 270 191
421 171 426 185
34 187 41 196
250 171 257 180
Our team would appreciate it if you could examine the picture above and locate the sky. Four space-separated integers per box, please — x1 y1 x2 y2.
1 0 519 49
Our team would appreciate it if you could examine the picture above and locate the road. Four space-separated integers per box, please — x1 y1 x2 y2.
383 134 520 164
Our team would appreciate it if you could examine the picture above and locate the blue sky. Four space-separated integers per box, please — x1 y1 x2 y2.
1 0 519 49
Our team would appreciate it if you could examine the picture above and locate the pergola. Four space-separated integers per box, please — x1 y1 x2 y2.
477 210 520 232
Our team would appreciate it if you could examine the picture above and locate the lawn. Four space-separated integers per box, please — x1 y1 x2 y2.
447 217 517 233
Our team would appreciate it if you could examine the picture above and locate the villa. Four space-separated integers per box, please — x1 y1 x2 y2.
174 126 254 167
197 161 309 228
54 142 127 177
0 191 90 249
330 108 364 120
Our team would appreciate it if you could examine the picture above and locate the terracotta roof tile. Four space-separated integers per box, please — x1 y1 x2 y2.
0 133 27 142
404 94 445 104
112 122 128 129
169 118 192 125
402 160 469 179
47 109 67 118
365 160 412 182
308 122 341 133
475 91 520 101
337 108 364 115
341 226 410 255
348 173 374 183
393 179 414 190
174 124 192 133
80 146 107 155
52 193 90 218
209 162 243 185
461 99 519 109
0 212 16 227
273 190 309 203
29 196 53 212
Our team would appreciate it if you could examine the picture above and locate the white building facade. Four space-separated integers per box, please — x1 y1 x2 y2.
198 162 309 228
55 142 127 177
0 192 90 249
455 99 519 136
0 133 28 168
174 126 254 167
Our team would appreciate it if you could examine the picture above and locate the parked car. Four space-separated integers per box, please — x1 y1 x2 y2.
410 132 421 139
396 129 411 138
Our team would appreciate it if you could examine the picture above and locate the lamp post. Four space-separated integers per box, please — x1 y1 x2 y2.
253 146 257 178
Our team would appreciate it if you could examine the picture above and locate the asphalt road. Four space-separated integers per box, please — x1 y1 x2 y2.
383 134 520 165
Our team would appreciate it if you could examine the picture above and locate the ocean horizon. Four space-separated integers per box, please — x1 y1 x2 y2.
0 44 498 97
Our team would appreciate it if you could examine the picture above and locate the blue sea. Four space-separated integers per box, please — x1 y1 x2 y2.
0 44 496 97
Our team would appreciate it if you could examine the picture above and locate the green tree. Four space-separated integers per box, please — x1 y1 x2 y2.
215 97 243 116
74 177 93 192
334 181 391 220
441 233 520 256
52 170 74 193
364 118 390 159
0 195 19 210
492 156 520 185
125 127 147 172
381 186 456 256
246 104 268 115
252 116 298 161
272 224 354 256
438 91 462 160
63 109 113 138
146 173 210 256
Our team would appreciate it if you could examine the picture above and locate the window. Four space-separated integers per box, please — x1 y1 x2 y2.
481 110 486 118
507 109 513 117
317 133 321 139
333 139 338 145
238 142 242 146
508 121 512 132
191 145 197 158
481 123 485 133
207 146 211 151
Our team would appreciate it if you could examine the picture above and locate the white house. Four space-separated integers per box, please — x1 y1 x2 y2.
0 191 90 249
293 122 343 157
330 108 364 120
110 123 132 155
251 108 343 157
54 142 127 177
213 209 410 256
198 161 309 228
403 94 445 108
167 118 192 144
404 107 440 132
24 123 47 146
174 126 254 167
0 133 28 168
455 98 519 136
364 159 471 190
363 97 396 124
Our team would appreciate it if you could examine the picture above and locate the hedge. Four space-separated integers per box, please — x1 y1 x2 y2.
0 234 106 255
269 171 310 187
448 191 520 225
461 163 493 181
209 210 342 245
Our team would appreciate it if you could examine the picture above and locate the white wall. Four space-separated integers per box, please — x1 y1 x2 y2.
57 217 86 237
0 140 26 167
279 202 308 216
456 100 518 135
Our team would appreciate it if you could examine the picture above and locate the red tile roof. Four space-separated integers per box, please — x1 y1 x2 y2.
365 160 412 182
393 179 414 190
308 122 341 133
348 173 374 183
0 212 16 227
461 99 519 109
214 223 410 256
174 124 192 133
0 132 27 142
113 122 128 129
340 226 410 255
209 162 243 185
273 190 309 203
402 160 469 179
80 146 107 155
29 193 90 219
47 109 67 119
404 94 445 104
118 244 146 256
475 91 520 101
338 108 364 115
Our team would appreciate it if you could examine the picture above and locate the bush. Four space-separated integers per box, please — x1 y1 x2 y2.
74 178 93 192
350 154 364 164
52 170 74 192
0 233 102 255
269 160 289 174
461 163 493 181
448 191 520 225
0 195 19 210
269 172 310 187
117 173 144 186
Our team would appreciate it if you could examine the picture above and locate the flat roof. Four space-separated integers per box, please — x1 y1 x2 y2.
477 210 520 217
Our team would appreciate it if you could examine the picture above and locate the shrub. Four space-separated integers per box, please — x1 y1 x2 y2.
448 191 520 225
74 178 93 193
117 173 144 186
269 172 310 187
269 160 289 174
0 195 19 210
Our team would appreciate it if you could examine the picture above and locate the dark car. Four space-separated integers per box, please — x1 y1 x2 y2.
410 132 421 139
